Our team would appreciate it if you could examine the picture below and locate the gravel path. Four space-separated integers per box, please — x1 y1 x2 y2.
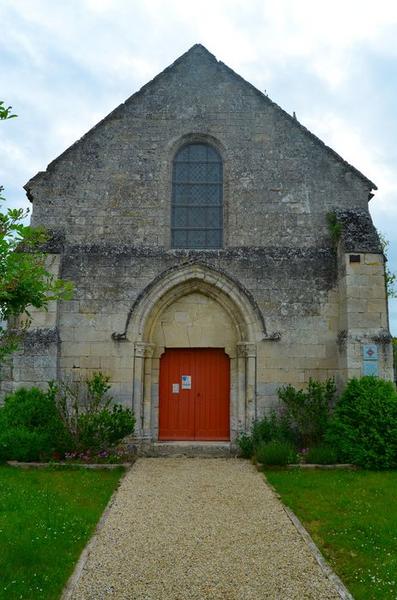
69 458 340 599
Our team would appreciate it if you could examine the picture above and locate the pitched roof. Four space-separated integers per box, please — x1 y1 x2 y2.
25 43 377 195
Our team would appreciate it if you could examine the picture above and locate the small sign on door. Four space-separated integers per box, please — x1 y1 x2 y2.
181 375 191 389
172 383 180 394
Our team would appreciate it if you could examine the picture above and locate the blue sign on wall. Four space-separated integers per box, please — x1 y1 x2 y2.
363 344 378 360
362 344 379 376
363 360 378 376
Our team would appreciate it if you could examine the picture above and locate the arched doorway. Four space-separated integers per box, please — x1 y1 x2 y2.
150 289 236 441
123 263 266 442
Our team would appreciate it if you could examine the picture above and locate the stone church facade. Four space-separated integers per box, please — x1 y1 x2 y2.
1 45 393 446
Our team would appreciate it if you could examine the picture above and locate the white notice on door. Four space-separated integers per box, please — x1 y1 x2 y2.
172 383 180 393
181 375 191 389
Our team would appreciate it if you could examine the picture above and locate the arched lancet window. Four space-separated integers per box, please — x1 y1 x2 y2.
171 143 223 248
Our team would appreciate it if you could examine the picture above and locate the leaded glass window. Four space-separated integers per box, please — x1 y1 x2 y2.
171 143 223 248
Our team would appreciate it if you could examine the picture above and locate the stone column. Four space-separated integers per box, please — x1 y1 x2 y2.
236 351 246 434
142 344 155 439
245 343 257 428
237 342 257 431
133 342 154 438
133 342 145 438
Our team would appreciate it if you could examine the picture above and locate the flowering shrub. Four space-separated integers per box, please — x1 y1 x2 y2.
50 373 135 455
64 447 131 464
0 373 135 462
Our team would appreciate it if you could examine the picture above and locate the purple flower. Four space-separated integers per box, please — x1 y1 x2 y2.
65 452 77 460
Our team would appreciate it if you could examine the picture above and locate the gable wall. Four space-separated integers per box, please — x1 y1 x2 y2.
28 49 371 248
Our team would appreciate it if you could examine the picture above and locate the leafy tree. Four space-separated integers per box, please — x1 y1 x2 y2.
0 101 17 121
0 101 73 360
378 231 396 298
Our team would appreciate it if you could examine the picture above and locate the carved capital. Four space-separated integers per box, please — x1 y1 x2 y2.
237 342 257 358
134 342 155 358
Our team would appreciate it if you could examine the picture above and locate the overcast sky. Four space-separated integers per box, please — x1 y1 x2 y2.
1 0 396 332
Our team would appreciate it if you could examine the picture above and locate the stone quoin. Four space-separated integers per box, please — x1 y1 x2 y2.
1 44 393 446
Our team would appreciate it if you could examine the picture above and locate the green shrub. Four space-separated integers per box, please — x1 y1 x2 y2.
51 373 135 454
236 433 254 458
252 410 297 447
0 387 71 461
326 376 397 469
77 405 136 453
237 409 297 458
256 440 297 466
278 378 336 447
0 428 49 462
304 445 338 465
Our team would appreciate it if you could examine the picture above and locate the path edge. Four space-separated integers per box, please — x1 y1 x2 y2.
283 505 354 600
60 463 134 600
262 471 354 600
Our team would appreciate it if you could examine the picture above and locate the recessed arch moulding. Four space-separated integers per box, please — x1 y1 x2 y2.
117 263 270 442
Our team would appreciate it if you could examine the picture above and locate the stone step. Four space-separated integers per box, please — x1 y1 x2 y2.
141 441 236 458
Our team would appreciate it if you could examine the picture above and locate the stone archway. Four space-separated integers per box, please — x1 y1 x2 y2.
124 263 265 442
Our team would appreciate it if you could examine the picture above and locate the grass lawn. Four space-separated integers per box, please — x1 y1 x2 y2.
265 469 397 600
0 465 124 600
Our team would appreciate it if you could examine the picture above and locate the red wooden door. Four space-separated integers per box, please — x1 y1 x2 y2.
159 348 230 441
